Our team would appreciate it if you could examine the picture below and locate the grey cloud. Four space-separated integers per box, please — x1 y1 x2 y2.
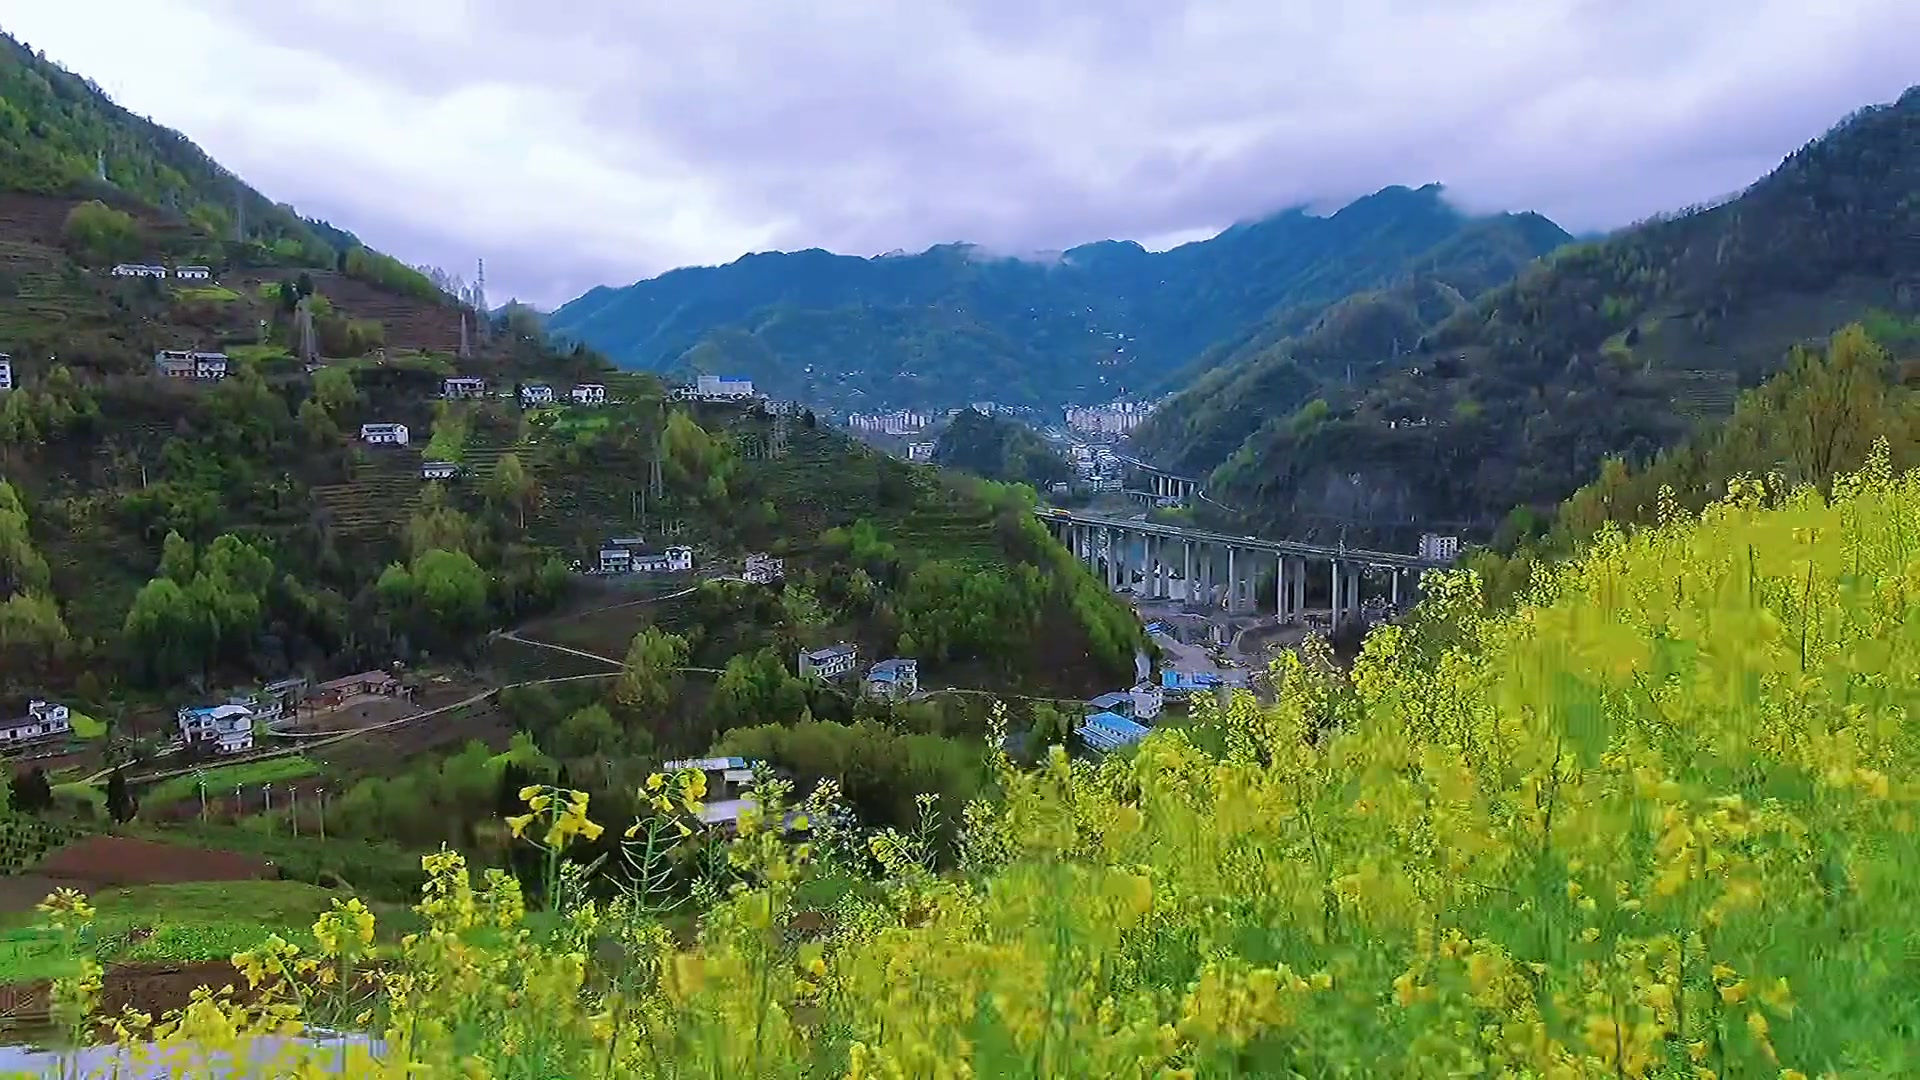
30 0 1920 306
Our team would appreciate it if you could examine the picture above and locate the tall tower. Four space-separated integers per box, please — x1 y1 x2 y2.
473 258 489 340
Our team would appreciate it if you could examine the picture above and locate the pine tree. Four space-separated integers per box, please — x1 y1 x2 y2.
106 767 133 823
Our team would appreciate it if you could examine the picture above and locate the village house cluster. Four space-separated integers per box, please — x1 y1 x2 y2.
0 700 73 747
174 677 309 755
111 263 213 281
153 349 230 380
360 422 409 446
596 538 695 576
743 552 784 584
441 376 608 407
795 643 921 701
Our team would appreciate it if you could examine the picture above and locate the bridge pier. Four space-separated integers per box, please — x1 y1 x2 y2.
1038 509 1443 619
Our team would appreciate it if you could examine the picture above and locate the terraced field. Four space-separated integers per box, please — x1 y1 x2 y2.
311 447 428 538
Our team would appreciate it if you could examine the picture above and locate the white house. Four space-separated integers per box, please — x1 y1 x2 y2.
0 354 12 393
1418 533 1461 563
570 383 607 405
743 553 784 584
360 422 410 446
520 383 556 406
111 263 167 278
1129 682 1164 721
173 265 213 281
598 547 633 575
631 545 694 573
0 701 71 745
798 642 858 680
154 349 228 380
865 658 919 700
442 376 487 399
694 374 755 401
421 460 460 480
177 702 255 755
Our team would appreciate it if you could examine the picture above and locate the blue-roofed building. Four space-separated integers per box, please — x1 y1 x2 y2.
1077 710 1151 754
865 658 919 700
1087 691 1134 718
177 702 255 755
1159 670 1222 699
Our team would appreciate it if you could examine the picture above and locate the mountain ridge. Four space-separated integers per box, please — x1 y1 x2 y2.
546 184 1573 411
1183 85 1920 546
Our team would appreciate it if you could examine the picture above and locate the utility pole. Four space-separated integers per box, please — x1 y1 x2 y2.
650 399 665 500
458 311 470 359
300 300 317 365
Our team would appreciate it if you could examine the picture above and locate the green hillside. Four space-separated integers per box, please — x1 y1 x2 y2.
930 408 1071 490
547 186 1570 412
1193 86 1920 545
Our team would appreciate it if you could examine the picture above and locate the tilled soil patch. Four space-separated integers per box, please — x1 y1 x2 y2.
33 837 276 888
0 961 248 1023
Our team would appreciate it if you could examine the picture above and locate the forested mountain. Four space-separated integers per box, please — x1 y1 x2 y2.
0 31 441 294
1187 87 1920 546
1471 316 1920 605
931 409 1072 490
546 185 1570 411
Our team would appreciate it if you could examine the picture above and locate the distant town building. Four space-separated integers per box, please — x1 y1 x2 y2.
1418 533 1461 563
570 383 606 405
0 700 71 745
598 547 633 575
442 376 487 399
1064 400 1153 435
360 422 410 446
154 350 230 380
111 263 167 278
693 374 756 401
798 642 859 680
743 553 784 584
906 440 937 462
520 383 556 406
865 658 919 700
845 410 930 435
969 401 997 415
173 265 213 281
0 354 12 393
177 702 255 755
421 460 460 480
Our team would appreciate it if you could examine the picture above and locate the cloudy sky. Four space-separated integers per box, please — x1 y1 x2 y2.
5 1 1914 307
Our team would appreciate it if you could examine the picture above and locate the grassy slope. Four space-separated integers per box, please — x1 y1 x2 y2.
0 880 407 984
